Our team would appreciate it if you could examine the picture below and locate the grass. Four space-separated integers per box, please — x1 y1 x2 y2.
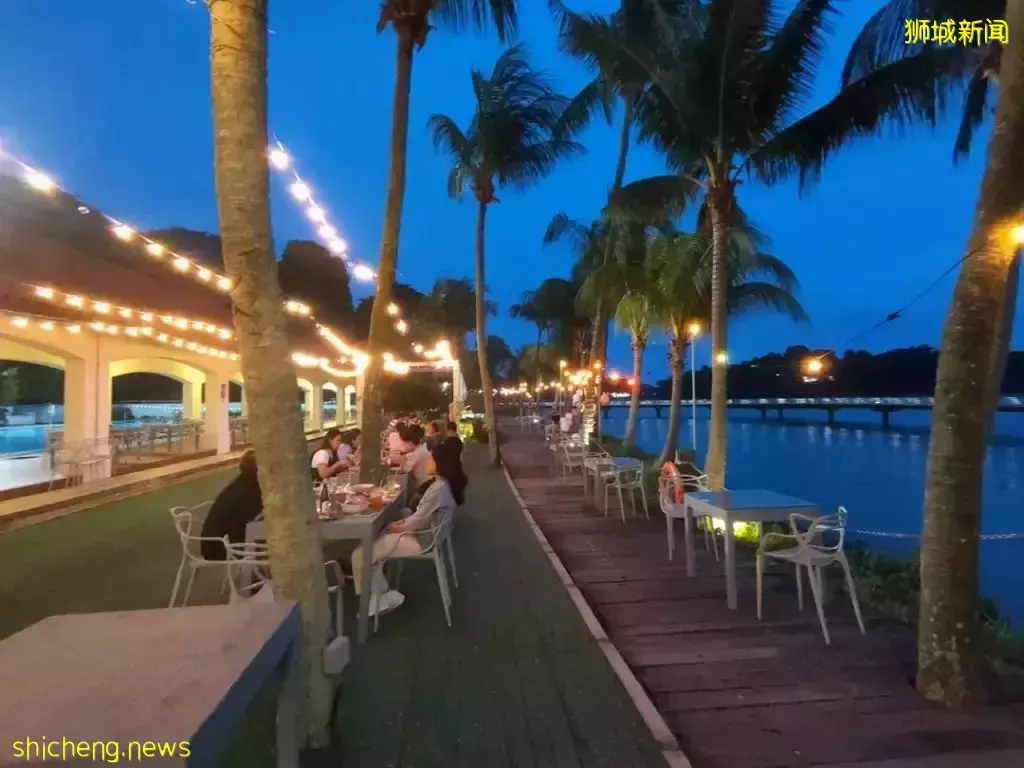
0 446 668 768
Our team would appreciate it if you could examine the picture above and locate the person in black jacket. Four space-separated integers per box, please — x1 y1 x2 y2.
200 450 263 561
444 421 463 458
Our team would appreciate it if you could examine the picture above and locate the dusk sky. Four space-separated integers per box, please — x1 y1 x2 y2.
0 1 1014 381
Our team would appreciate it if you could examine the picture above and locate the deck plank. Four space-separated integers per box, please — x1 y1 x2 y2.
500 429 1024 768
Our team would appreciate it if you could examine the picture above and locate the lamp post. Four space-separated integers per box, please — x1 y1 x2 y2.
687 321 702 454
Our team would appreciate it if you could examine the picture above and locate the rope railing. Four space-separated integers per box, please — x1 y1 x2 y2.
849 528 1024 541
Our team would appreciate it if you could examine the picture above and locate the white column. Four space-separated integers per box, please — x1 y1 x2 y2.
203 372 231 454
305 385 324 433
182 380 202 420
240 388 248 416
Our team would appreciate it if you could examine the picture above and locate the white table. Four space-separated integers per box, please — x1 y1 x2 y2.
0 603 301 768
246 492 405 643
583 456 640 501
684 490 820 610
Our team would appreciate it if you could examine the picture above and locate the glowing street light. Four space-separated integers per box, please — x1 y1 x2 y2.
804 357 824 375
715 351 728 365
687 321 702 338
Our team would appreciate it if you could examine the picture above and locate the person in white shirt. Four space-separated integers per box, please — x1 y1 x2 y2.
310 428 354 481
559 411 573 434
351 441 467 616
401 425 432 487
387 422 412 466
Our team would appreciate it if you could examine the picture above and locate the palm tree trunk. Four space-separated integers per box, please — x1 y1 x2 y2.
535 325 543 405
705 184 731 489
918 2 1024 706
208 0 332 744
360 30 415 482
659 334 685 465
474 200 499 465
624 337 645 450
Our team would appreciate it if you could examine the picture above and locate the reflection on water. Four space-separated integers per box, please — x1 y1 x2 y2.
604 406 1024 626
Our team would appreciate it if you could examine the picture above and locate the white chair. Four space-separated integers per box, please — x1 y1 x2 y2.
659 472 720 562
168 503 231 607
603 462 649 522
659 473 720 562
560 442 586 479
375 505 456 631
755 506 866 645
225 547 350 675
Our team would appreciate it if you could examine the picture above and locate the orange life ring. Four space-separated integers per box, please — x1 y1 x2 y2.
660 462 684 503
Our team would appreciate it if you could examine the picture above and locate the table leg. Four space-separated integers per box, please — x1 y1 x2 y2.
357 531 373 642
724 518 737 610
684 503 695 577
583 465 590 500
276 638 300 768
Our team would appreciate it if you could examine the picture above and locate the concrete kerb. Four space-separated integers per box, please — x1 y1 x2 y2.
500 463 694 768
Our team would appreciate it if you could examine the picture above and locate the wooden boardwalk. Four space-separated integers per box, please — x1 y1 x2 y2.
501 431 1024 768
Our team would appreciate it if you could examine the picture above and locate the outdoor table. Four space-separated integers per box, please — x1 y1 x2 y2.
684 490 820 610
0 603 301 768
246 488 406 643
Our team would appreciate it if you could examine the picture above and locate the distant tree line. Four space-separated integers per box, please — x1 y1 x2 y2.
648 345 1024 400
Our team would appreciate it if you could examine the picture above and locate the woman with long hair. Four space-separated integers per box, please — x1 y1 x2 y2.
350 441 467 616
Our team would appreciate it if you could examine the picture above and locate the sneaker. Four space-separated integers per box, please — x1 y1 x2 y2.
369 590 405 617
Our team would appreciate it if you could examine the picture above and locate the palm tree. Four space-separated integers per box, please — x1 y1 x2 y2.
509 289 545 395
485 334 519 381
420 277 496 359
824 0 1020 706
207 0 332 744
614 288 654 449
428 45 584 464
362 0 519 481
551 0 703 365
647 224 808 464
511 278 578 399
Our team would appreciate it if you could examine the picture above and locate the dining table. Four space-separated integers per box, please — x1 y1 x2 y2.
246 477 408 642
582 455 641 501
683 489 821 610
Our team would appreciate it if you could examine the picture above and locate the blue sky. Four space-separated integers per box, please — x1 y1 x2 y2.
0 1 1013 381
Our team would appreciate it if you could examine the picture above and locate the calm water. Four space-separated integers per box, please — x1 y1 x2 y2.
602 406 1024 626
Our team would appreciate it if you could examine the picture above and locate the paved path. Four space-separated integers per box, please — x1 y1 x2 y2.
501 431 1024 768
327 444 666 768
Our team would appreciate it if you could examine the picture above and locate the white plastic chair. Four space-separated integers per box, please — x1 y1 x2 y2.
755 506 866 645
168 502 230 607
659 473 720 561
560 442 586 479
225 547 350 675
603 462 649 522
375 505 456 631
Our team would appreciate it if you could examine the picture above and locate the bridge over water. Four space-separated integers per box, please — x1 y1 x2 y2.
589 396 1024 429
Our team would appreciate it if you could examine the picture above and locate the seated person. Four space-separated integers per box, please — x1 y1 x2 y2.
310 428 352 481
337 428 362 465
351 442 467 615
424 421 442 450
559 410 574 434
387 421 412 465
444 420 463 458
200 450 263 561
402 424 433 487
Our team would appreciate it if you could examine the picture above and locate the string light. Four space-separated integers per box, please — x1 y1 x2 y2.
31 284 235 341
0 145 234 293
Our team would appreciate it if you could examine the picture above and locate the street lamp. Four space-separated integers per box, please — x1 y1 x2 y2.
687 322 703 454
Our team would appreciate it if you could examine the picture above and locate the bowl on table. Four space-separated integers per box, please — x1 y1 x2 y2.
349 483 377 495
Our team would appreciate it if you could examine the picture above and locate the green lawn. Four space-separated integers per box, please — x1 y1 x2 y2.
0 447 667 768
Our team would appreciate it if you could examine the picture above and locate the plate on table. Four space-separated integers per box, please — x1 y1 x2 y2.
350 483 376 495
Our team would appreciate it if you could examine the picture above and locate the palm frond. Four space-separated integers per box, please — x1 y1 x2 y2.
729 281 809 323
954 63 994 162
557 76 616 138
433 0 520 43
840 0 1001 85
609 174 703 222
745 44 979 189
752 0 837 128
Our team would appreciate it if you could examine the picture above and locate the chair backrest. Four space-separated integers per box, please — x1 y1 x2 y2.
225 546 273 603
793 506 847 554
169 502 214 560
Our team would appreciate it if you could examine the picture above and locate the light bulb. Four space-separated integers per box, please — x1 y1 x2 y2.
268 147 290 169
24 169 56 194
289 181 311 201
